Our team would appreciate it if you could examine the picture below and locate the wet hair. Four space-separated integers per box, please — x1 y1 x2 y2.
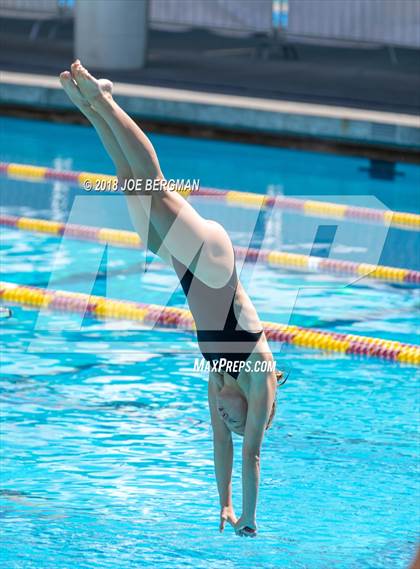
265 370 288 431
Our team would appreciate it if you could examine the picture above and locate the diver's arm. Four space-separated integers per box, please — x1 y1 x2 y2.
237 368 277 536
208 375 237 531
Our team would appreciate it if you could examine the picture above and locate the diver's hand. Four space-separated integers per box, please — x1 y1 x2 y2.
234 515 257 537
219 505 237 532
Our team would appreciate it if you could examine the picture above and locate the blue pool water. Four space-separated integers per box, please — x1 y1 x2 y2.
1 117 419 568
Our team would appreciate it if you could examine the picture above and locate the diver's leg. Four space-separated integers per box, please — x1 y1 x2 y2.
60 68 171 262
72 62 234 287
71 61 162 181
60 70 130 179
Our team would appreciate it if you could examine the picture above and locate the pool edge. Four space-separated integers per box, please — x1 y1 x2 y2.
1 70 420 156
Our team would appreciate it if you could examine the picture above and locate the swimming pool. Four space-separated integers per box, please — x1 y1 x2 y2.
1 116 419 568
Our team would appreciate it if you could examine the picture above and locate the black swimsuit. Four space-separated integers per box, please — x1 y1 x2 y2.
172 248 263 379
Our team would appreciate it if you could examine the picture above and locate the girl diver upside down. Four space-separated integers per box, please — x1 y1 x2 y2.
60 61 284 537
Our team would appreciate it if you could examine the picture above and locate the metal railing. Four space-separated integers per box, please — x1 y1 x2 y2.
287 0 420 49
1 0 419 48
149 0 273 35
0 0 72 17
0 0 72 39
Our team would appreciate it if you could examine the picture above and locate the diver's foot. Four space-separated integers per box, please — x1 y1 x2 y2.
59 70 92 112
71 59 113 106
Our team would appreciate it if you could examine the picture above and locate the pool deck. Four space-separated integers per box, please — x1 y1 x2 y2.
2 69 420 154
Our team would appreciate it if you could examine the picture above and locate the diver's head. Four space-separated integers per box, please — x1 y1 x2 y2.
216 385 248 436
216 370 285 436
